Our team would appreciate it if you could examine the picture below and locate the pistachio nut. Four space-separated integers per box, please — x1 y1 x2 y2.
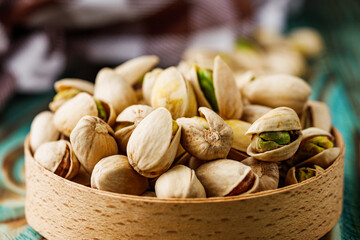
225 120 252 153
241 104 272 124
155 165 206 199
233 39 265 72
241 157 279 192
70 116 118 174
285 165 324 186
243 74 311 114
176 107 233 161
288 28 324 58
91 155 149 195
142 68 163 105
127 107 181 178
187 156 204 170
253 27 286 48
114 105 154 153
246 107 303 161
114 55 159 85
151 67 197 119
301 100 332 133
188 56 243 119
195 159 259 197
234 70 256 94
30 111 60 153
94 68 137 115
182 47 219 70
34 140 79 179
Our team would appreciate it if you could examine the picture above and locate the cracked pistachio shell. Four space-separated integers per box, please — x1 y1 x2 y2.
91 155 148 195
285 165 324 186
241 157 279 192
195 159 259 197
151 67 197 119
246 107 303 161
114 55 159 85
243 74 311 114
288 28 324 58
301 100 332 132
127 107 181 178
225 120 252 153
142 68 163 105
155 165 206 199
114 105 154 153
94 68 137 115
189 56 243 119
177 107 233 161
34 140 80 179
241 105 273 124
70 116 118 174
182 47 218 70
30 111 60 153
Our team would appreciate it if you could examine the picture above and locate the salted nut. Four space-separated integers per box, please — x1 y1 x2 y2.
34 140 79 179
195 159 259 197
246 107 303 161
241 104 272 124
94 68 137 115
142 68 163 105
151 67 197 119
243 74 311 114
114 105 154 153
176 107 233 161
30 111 60 153
285 165 324 186
127 107 181 178
155 165 206 199
188 56 243 119
91 155 148 195
49 78 95 112
70 116 118 174
301 100 332 133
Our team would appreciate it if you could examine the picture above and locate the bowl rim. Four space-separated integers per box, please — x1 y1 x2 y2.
25 127 345 204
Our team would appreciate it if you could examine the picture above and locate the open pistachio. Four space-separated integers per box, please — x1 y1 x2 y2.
243 74 311 114
285 165 324 186
177 107 233 161
241 157 279 192
70 116 118 174
114 105 154 153
301 100 332 132
30 111 60 153
246 107 303 161
155 165 206 199
91 155 148 195
226 120 252 153
114 55 159 85
151 67 197 119
195 159 259 197
34 140 79 179
189 56 243 119
142 68 163 105
241 105 272 124
127 107 181 178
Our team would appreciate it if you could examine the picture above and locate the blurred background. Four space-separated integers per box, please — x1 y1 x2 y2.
1 0 360 239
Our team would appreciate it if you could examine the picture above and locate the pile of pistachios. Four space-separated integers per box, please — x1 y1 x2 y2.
29 52 340 199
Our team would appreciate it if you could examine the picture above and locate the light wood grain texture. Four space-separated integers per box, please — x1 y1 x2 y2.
25 129 345 240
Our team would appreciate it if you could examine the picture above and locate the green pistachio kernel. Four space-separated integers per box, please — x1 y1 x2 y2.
235 38 255 51
53 88 80 102
192 116 209 130
293 136 333 164
255 138 280 152
172 120 179 137
197 68 219 112
255 131 291 152
296 165 324 182
94 99 107 121
114 122 134 132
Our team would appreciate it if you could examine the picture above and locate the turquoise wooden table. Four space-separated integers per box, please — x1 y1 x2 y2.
1 0 360 239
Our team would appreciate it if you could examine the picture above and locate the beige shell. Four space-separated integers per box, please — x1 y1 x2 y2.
227 148 249 162
195 159 259 197
234 70 256 93
127 107 181 178
187 156 204 170
241 157 279 192
70 116 118 174
301 100 332 132
114 55 159 85
241 104 273 124
225 120 252 153
114 105 154 153
285 165 324 186
155 165 206 199
243 74 311 114
94 68 137 115
246 107 303 162
182 47 218 70
177 107 233 161
30 111 60 153
151 67 197 119
288 28 324 58
189 56 243 119
91 155 148 195
142 68 163 105
34 140 79 179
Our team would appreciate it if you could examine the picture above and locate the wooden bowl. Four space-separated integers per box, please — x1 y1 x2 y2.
25 128 345 240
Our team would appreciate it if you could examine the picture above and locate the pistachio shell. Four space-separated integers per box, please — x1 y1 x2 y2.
243 74 311 114
285 167 297 185
99 100 117 127
127 108 181 178
225 120 252 152
155 165 206 199
241 105 273 124
301 100 332 132
235 70 256 93
70 116 118 174
227 148 249 162
94 68 137 115
114 55 159 85
91 155 148 195
288 28 324 58
187 157 204 170
30 111 60 153
195 159 259 197
54 78 94 94
142 68 163 104
182 47 218 70
176 107 233 161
